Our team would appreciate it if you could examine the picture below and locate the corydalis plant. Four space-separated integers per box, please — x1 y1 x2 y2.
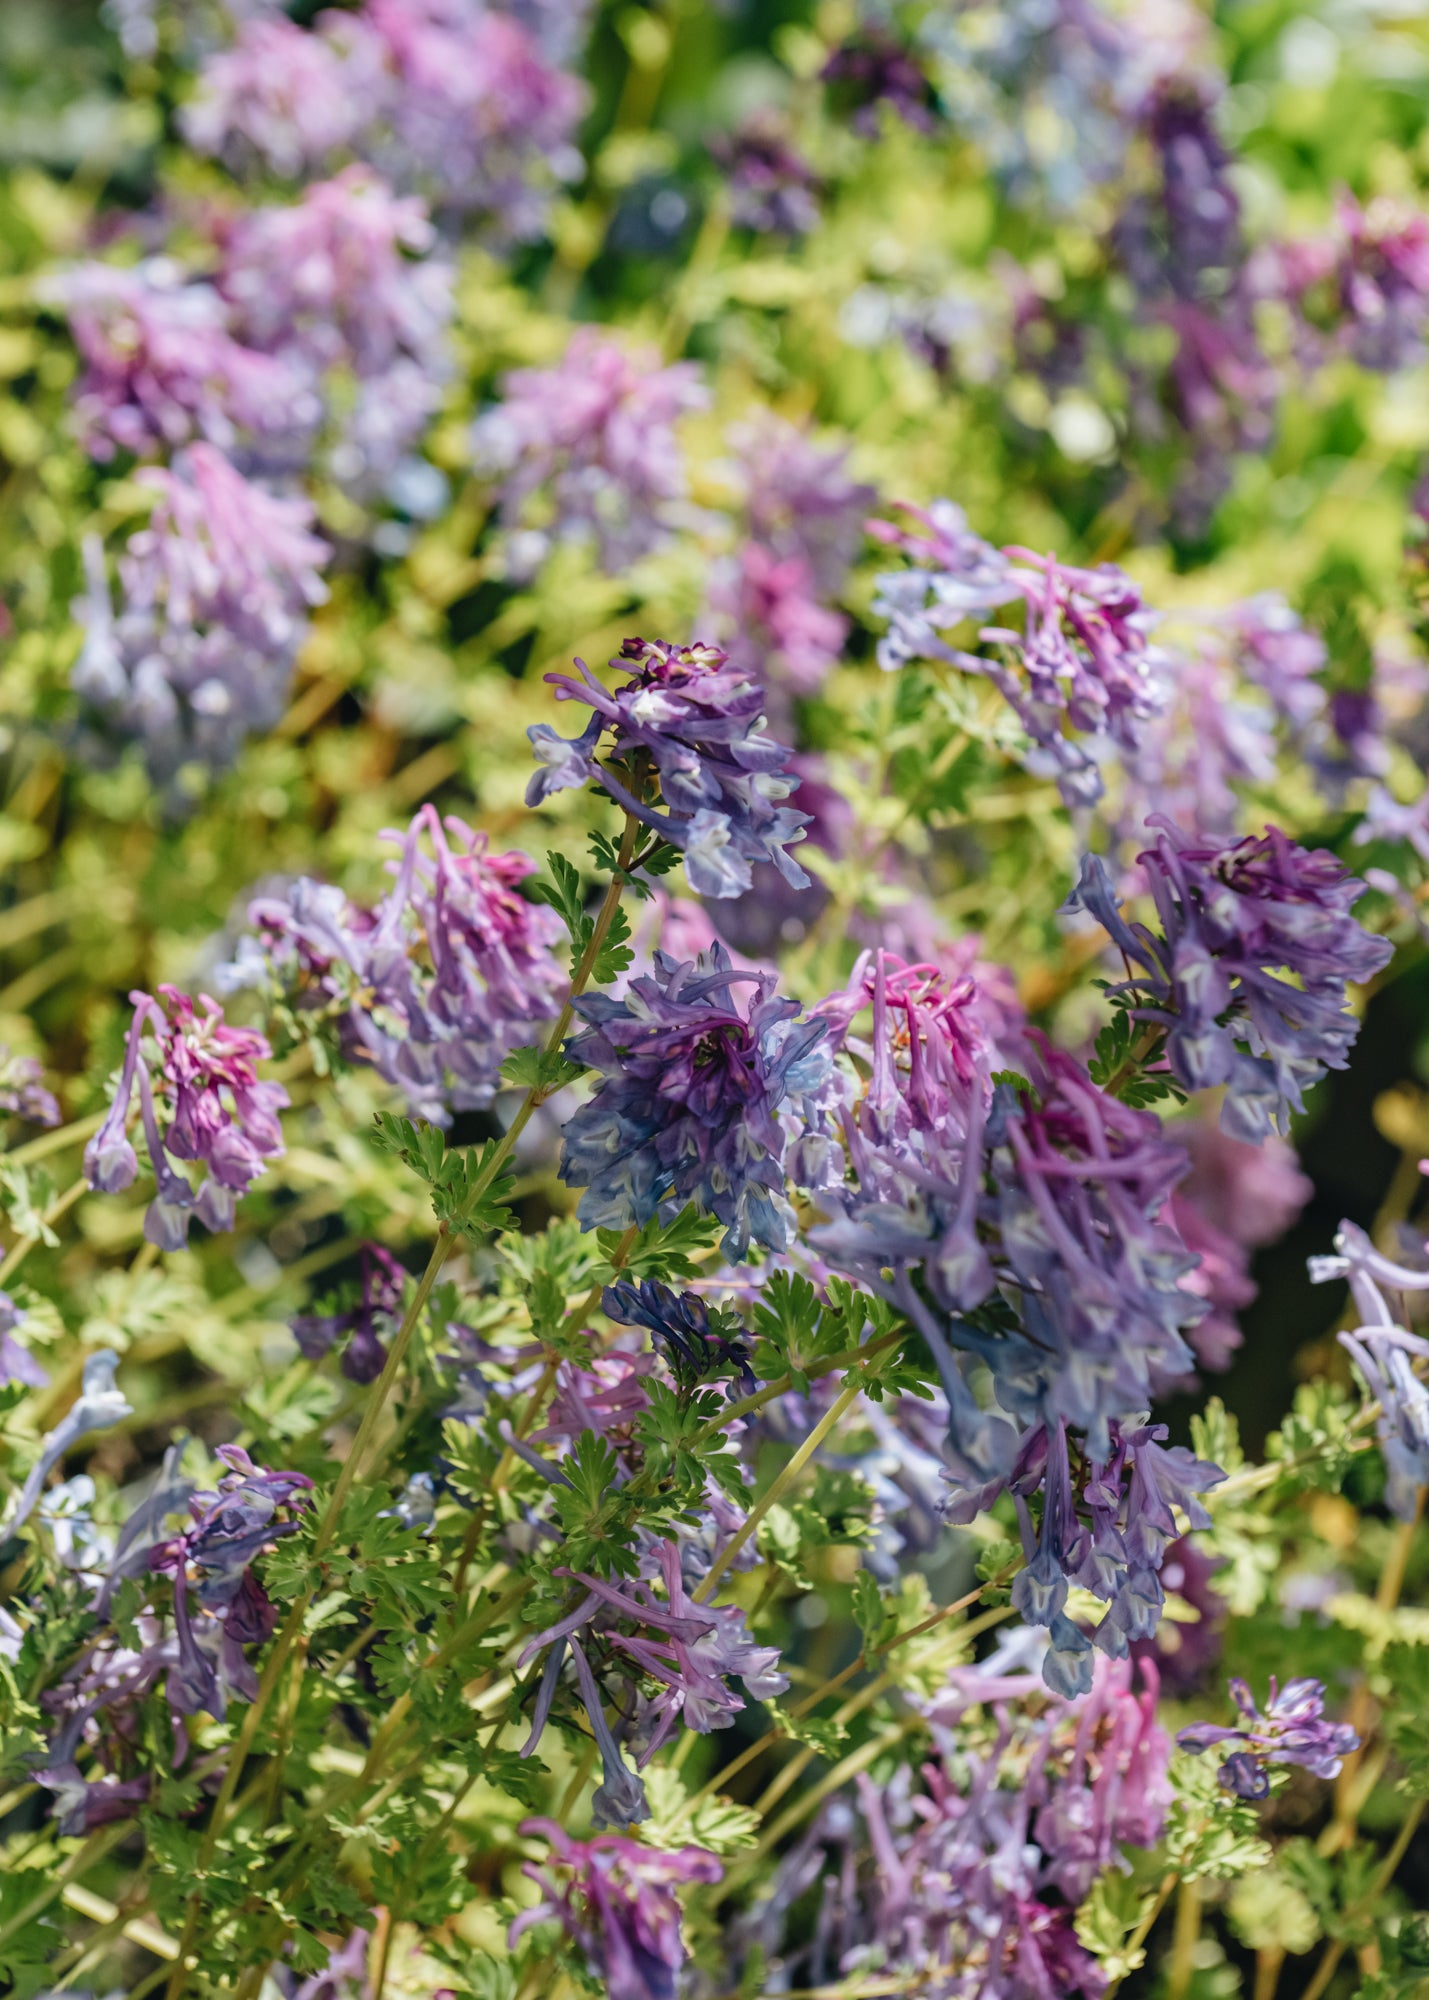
83 985 288 1246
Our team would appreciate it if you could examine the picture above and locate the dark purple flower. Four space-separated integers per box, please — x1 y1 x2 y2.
1065 818 1393 1140
821 27 942 136
711 114 821 237
293 1243 406 1384
527 639 812 899
84 985 288 1248
35 1762 151 1837
1179 1676 1359 1796
510 1817 721 2000
603 1278 756 1399
472 331 707 576
871 503 1169 806
559 945 829 1259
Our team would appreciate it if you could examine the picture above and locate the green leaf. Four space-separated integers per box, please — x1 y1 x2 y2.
498 1044 584 1095
1074 1867 1158 1981
599 1204 721 1282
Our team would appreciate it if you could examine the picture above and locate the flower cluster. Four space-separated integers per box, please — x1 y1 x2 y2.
472 330 708 578
711 114 821 238
73 444 329 777
223 805 565 1124
510 1819 721 2000
527 639 813 899
184 0 586 244
560 945 829 1259
1179 1676 1359 1799
871 502 1169 805
0 1046 60 1127
83 986 288 1248
1066 818 1393 1140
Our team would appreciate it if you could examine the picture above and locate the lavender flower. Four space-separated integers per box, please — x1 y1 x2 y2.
73 444 329 775
83 984 288 1247
45 258 315 463
1310 1219 1429 1516
219 166 454 491
510 1818 721 2000
527 639 812 899
559 945 829 1259
4 1350 132 1541
293 1243 407 1384
0 1047 60 1127
1065 818 1393 1140
1332 193 1429 373
1179 1676 1359 1798
0 1290 45 1389
182 16 373 177
472 331 708 577
222 807 565 1124
35 1762 151 1837
871 503 1169 806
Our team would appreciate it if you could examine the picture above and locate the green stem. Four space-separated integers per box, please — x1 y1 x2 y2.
693 1373 866 1604
0 1819 134 1954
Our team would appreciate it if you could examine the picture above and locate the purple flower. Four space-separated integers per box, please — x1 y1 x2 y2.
559 945 829 1259
821 26 942 135
0 1290 45 1389
527 639 812 899
293 1243 407 1384
871 503 1169 806
44 257 316 463
1334 192 1429 372
73 444 329 775
218 165 453 492
711 114 821 237
83 984 289 1247
0 1047 60 1127
4 1349 132 1542
223 808 564 1124
185 1 586 246
510 1818 721 2000
603 1279 756 1399
1179 1676 1359 1797
473 330 708 576
1065 818 1393 1140
35 1762 151 1837
1311 1218 1429 1516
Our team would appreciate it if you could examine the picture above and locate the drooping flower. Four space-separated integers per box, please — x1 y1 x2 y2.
559 945 829 1259
1065 818 1393 1140
221 806 565 1124
1179 1676 1359 1798
292 1243 407 1384
510 1818 721 2000
871 503 1169 806
472 330 708 577
73 444 329 776
527 639 812 900
83 984 289 1248
44 258 316 463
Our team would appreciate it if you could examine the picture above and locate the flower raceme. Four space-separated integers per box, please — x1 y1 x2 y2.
526 638 812 899
222 804 565 1124
511 1818 721 2000
871 500 1169 806
83 986 289 1248
1065 816 1392 1140
1179 1676 1359 1799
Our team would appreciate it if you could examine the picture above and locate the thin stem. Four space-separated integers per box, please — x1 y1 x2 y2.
0 1174 85 1285
6 1110 103 1166
694 1374 866 1603
0 1819 135 1953
1300 1798 1426 2000
1103 1872 1178 1999
1167 1879 1202 2000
